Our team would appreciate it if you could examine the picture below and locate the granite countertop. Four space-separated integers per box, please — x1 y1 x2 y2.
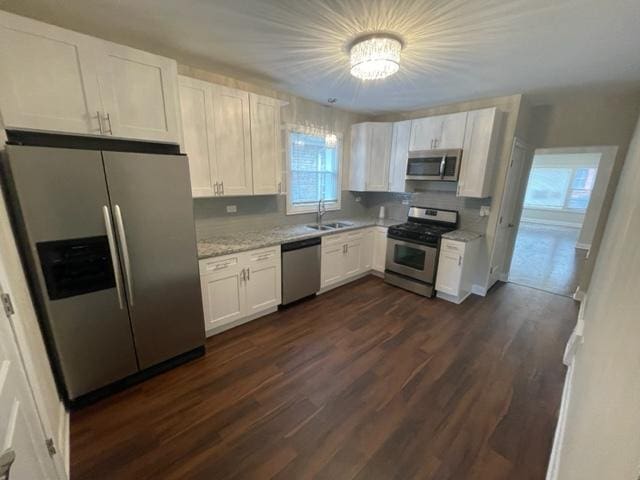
441 229 483 243
197 217 401 259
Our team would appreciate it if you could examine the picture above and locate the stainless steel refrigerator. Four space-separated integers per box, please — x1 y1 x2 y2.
2 144 205 402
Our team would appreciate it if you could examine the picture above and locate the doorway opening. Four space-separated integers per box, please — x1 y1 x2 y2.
507 147 616 296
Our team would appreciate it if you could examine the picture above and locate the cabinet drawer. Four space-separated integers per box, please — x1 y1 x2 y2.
322 232 347 247
199 254 240 274
246 246 280 264
441 239 465 255
346 230 365 241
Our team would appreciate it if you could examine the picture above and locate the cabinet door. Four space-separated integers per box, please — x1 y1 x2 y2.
349 123 369 191
436 251 463 296
388 120 411 192
178 76 217 197
458 108 499 198
409 116 442 151
361 229 374 271
250 93 282 195
97 43 180 143
0 11 102 134
366 123 392 191
212 86 253 196
372 228 388 272
344 238 363 278
439 112 468 149
245 260 281 315
321 245 345 288
201 266 244 330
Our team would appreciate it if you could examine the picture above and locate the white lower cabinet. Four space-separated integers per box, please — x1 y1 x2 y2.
372 227 388 273
435 238 481 304
321 229 374 290
200 246 281 335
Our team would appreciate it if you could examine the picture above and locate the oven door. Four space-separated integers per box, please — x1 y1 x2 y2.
385 238 438 284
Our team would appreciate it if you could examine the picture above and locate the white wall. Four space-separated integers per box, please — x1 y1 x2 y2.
551 114 640 480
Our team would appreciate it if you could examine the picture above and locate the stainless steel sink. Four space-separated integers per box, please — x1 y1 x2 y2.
323 222 353 229
306 224 334 231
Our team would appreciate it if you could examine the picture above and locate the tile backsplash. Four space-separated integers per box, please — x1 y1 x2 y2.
194 184 490 240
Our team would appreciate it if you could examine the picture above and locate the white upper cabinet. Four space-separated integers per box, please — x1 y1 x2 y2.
348 122 392 192
0 11 181 143
178 76 217 197
388 120 411 192
0 11 103 135
409 112 467 151
97 43 180 142
458 107 502 198
178 76 282 198
214 86 253 196
249 93 282 195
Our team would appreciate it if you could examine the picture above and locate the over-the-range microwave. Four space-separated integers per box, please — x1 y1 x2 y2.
405 148 462 181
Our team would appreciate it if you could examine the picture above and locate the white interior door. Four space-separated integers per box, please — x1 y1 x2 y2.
0 285 60 480
0 11 102 135
492 138 531 282
98 43 179 143
212 86 253 196
250 93 282 195
178 77 217 197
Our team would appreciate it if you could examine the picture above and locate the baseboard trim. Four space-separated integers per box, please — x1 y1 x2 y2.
545 361 575 480
318 271 371 295
575 242 591 251
572 287 586 302
471 284 488 296
436 290 471 304
205 306 278 337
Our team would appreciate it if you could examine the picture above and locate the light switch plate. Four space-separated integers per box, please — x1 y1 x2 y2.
226 205 237 213
480 206 491 217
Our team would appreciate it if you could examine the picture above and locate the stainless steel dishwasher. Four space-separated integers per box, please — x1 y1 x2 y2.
281 237 321 305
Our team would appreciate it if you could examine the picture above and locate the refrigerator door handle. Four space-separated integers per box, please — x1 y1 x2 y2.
102 206 125 309
114 204 134 307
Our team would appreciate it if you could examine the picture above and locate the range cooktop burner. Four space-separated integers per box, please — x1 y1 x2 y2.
387 206 458 246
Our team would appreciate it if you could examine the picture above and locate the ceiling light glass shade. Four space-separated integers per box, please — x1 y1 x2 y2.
350 36 402 80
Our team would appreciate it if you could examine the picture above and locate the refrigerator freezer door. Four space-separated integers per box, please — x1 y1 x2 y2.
102 151 205 369
4 145 139 399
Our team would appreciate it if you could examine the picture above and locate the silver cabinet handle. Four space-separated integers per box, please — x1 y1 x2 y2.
240 268 245 281
246 268 250 281
97 111 104 134
220 181 224 195
278 182 282 194
458 255 462 266
0 448 16 480
214 182 218 195
104 112 113 135
102 206 125 309
113 205 134 306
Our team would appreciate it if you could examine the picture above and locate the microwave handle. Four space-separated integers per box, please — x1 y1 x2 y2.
439 155 446 178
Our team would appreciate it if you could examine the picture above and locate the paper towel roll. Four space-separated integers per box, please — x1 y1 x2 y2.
378 206 385 219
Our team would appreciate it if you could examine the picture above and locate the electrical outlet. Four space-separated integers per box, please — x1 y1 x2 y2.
226 205 237 213
402 199 409 205
480 206 491 217
355 196 361 202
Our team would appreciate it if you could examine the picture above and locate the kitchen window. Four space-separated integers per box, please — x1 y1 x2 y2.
524 166 597 212
286 129 342 215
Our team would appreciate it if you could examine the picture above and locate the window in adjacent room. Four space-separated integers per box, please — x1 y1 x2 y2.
523 165 597 212
286 129 342 214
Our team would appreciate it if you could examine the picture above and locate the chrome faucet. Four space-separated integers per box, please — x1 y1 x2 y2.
317 199 327 226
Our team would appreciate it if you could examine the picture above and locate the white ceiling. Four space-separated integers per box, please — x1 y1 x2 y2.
3 0 640 113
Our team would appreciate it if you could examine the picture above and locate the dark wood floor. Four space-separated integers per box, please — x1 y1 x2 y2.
71 276 576 480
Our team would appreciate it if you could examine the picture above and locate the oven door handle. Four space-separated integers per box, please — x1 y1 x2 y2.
439 154 446 179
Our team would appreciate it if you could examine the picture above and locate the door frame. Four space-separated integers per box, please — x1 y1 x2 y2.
489 137 533 284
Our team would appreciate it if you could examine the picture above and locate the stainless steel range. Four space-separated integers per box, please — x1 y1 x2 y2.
385 207 458 297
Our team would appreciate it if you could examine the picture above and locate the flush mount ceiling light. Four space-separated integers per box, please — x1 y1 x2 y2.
349 34 403 80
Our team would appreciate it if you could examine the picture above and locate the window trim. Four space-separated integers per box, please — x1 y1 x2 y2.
285 128 343 215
